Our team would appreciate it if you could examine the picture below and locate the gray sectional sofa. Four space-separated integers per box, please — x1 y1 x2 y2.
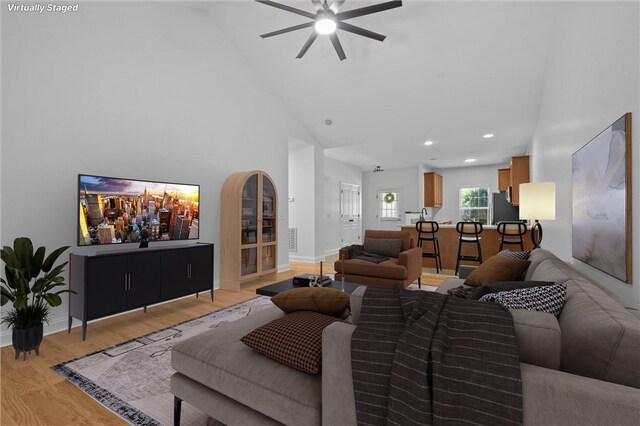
171 249 640 425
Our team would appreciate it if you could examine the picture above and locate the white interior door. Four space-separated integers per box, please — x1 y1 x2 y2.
340 182 361 245
377 188 403 230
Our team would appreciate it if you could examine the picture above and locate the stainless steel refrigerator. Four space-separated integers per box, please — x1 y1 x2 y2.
492 192 520 225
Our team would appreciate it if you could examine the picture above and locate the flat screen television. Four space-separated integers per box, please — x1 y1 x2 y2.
78 174 200 246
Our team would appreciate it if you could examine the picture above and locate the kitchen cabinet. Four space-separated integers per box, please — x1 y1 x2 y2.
498 168 511 192
509 155 530 206
424 172 443 208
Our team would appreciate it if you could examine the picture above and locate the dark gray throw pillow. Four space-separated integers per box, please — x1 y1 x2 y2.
447 285 477 299
363 238 403 258
471 280 555 300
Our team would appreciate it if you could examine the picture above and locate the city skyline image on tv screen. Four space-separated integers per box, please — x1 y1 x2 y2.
78 174 200 246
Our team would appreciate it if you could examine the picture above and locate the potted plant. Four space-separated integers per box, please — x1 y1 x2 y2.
1 237 73 360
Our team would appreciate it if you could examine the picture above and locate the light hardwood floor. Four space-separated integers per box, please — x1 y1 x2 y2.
0 262 445 426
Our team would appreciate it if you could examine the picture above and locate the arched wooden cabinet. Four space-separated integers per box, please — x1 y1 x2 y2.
220 170 278 291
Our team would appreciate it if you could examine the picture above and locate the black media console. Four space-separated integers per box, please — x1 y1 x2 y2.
68 243 214 340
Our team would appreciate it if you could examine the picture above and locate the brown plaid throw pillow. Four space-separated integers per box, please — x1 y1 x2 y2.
241 311 342 374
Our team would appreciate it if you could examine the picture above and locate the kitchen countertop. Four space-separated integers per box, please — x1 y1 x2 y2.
401 224 498 230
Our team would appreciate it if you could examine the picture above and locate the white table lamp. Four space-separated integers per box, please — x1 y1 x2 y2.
519 182 556 248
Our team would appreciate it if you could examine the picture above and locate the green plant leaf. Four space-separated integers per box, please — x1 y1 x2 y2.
3 265 20 289
30 246 46 279
43 293 62 307
1 246 18 268
1 285 15 303
14 295 27 310
54 289 76 295
13 237 34 279
32 277 49 294
16 277 31 298
42 246 70 273
44 262 67 281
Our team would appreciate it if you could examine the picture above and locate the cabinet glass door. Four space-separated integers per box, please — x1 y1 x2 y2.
241 248 258 276
261 244 276 271
241 175 258 245
262 176 276 243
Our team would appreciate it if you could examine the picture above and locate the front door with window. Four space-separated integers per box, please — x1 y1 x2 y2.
377 188 402 230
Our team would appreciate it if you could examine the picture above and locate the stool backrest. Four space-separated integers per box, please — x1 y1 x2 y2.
497 221 527 236
456 221 483 235
416 220 439 234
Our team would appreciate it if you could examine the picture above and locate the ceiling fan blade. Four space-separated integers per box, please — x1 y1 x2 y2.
329 0 346 13
260 22 315 38
296 32 318 58
337 0 402 20
311 0 324 12
337 21 386 41
329 33 347 60
255 0 316 20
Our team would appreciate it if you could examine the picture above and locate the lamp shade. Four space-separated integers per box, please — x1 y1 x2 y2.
519 182 556 220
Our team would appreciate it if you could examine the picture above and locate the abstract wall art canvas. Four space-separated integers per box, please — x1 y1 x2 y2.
572 113 632 283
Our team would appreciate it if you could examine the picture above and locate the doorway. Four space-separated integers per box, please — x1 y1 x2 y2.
340 182 361 245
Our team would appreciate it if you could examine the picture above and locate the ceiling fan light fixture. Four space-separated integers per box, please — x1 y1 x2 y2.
315 17 337 35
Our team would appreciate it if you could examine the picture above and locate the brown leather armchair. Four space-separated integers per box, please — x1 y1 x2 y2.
334 230 423 288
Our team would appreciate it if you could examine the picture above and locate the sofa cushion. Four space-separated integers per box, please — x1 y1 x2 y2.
511 310 561 370
271 287 350 319
335 258 407 280
242 311 341 374
171 306 322 425
464 255 531 287
364 229 411 252
363 238 402 258
527 250 640 388
480 284 567 317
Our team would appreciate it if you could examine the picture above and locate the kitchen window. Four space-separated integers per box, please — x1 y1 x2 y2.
459 187 490 225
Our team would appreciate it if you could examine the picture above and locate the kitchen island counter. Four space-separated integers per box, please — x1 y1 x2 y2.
401 224 535 272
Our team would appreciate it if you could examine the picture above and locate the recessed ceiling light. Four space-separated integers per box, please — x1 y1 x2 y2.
483 133 494 139
424 140 433 146
464 158 477 163
325 119 333 126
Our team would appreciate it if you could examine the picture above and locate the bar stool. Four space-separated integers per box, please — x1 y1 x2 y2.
415 221 442 279
455 221 483 275
496 221 528 251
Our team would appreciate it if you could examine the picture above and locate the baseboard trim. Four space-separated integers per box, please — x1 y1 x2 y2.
1 279 222 348
289 255 326 263
277 263 290 273
1 316 69 348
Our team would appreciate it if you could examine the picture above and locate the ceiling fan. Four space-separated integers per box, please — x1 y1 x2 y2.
255 0 402 60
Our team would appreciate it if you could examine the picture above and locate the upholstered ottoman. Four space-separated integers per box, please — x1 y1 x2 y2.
171 306 321 426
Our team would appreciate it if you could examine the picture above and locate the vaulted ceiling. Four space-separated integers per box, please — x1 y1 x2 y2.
204 1 560 170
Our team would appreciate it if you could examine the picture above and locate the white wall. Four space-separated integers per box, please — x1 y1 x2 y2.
288 143 316 262
530 2 640 307
362 167 420 231
431 164 508 223
324 157 362 253
0 3 313 343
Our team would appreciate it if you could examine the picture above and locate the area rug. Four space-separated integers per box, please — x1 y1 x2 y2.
52 296 273 426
